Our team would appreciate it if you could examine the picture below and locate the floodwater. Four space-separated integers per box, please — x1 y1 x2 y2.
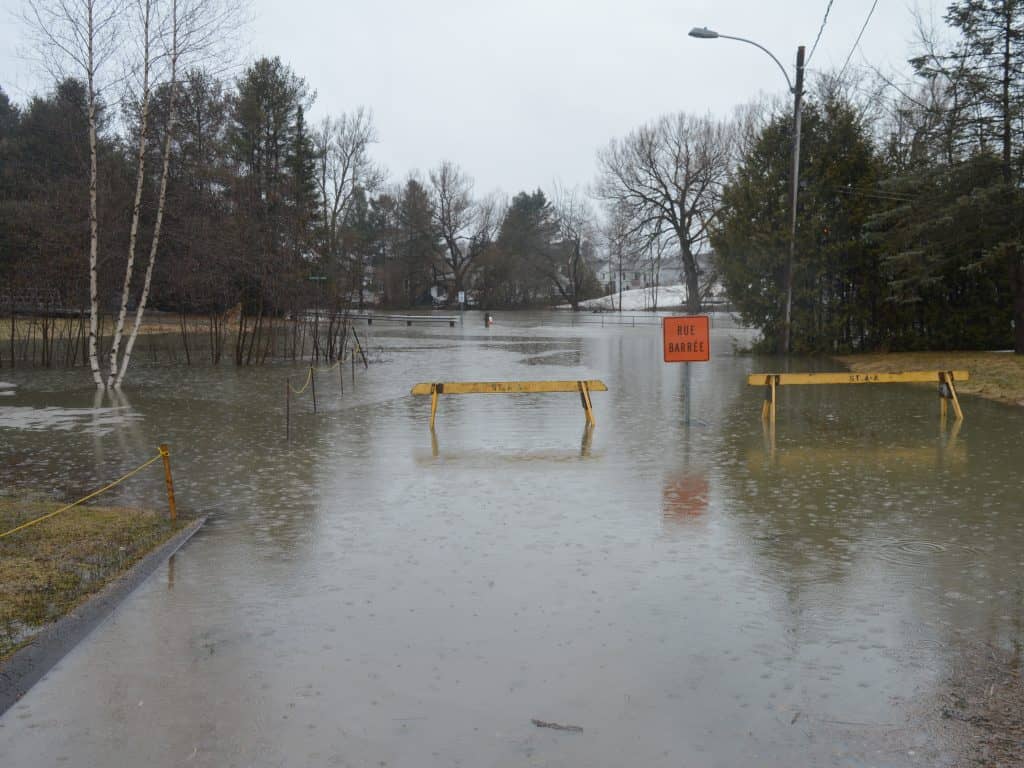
0 311 1021 767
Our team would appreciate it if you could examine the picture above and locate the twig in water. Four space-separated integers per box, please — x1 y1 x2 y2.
531 719 583 733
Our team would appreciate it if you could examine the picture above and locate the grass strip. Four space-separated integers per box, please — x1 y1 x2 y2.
835 351 1024 407
0 499 184 661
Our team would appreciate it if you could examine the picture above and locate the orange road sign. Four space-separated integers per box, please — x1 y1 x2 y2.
663 315 710 362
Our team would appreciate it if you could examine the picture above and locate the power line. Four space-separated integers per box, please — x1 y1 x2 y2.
839 0 880 80
807 0 836 63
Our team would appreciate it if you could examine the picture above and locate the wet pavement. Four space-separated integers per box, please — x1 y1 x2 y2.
0 311 1022 767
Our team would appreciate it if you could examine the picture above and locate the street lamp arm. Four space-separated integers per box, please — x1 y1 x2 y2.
716 34 795 93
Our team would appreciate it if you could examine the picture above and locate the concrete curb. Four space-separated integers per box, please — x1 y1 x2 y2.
0 515 207 716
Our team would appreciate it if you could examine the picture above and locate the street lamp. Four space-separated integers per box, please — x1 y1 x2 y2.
688 26 805 354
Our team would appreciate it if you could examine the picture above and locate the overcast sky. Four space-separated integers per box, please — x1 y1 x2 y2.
2 0 943 196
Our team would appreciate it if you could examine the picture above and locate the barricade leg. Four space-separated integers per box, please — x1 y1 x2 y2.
429 384 439 430
577 381 595 427
580 423 594 456
946 373 964 421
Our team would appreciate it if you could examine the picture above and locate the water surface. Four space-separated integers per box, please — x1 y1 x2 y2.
0 312 1021 767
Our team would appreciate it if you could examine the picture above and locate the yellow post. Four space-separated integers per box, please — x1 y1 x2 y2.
159 444 177 522
429 384 439 430
769 375 777 424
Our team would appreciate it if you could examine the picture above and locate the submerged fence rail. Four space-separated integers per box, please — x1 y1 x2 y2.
536 310 748 329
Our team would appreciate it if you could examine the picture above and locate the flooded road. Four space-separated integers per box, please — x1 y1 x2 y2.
1 312 1022 766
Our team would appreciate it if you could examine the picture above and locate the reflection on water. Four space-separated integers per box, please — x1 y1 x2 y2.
0 312 1021 767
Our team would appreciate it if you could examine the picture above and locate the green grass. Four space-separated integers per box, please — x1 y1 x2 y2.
0 499 184 661
836 351 1024 407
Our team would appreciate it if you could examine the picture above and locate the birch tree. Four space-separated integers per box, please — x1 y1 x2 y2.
25 0 124 387
112 0 245 386
106 0 161 387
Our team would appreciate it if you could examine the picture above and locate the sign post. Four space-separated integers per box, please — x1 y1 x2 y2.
663 315 710 425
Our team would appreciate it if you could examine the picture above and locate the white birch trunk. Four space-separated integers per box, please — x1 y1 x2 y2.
114 2 177 388
107 0 153 388
86 3 103 388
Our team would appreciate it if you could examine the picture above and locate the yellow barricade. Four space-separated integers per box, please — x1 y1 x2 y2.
410 380 608 429
748 370 969 423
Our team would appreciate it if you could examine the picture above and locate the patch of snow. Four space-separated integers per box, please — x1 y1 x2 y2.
0 405 140 433
559 285 689 311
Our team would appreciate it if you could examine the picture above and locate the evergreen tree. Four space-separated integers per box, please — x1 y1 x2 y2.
714 97 886 353
887 0 1024 351
489 190 557 306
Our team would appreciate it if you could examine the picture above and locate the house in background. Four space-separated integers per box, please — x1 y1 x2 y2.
594 251 727 306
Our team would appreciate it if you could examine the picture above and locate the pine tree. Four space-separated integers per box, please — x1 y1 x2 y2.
713 97 886 353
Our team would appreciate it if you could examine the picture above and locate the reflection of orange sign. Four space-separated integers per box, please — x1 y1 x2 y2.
663 316 710 362
662 475 710 520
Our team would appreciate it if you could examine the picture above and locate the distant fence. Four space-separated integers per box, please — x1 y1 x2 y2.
0 289 81 317
537 310 749 330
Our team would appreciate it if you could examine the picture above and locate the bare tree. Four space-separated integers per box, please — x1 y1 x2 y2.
595 113 732 314
106 0 161 388
428 160 493 298
602 199 643 311
641 233 673 312
26 0 244 387
536 184 598 311
113 0 246 387
25 0 124 386
314 108 383 275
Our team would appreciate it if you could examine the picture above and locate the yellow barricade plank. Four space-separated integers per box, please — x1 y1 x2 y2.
746 371 969 386
411 380 608 396
412 380 608 429
749 370 969 424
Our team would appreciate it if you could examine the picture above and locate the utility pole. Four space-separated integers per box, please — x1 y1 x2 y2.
688 28 805 354
783 45 805 355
